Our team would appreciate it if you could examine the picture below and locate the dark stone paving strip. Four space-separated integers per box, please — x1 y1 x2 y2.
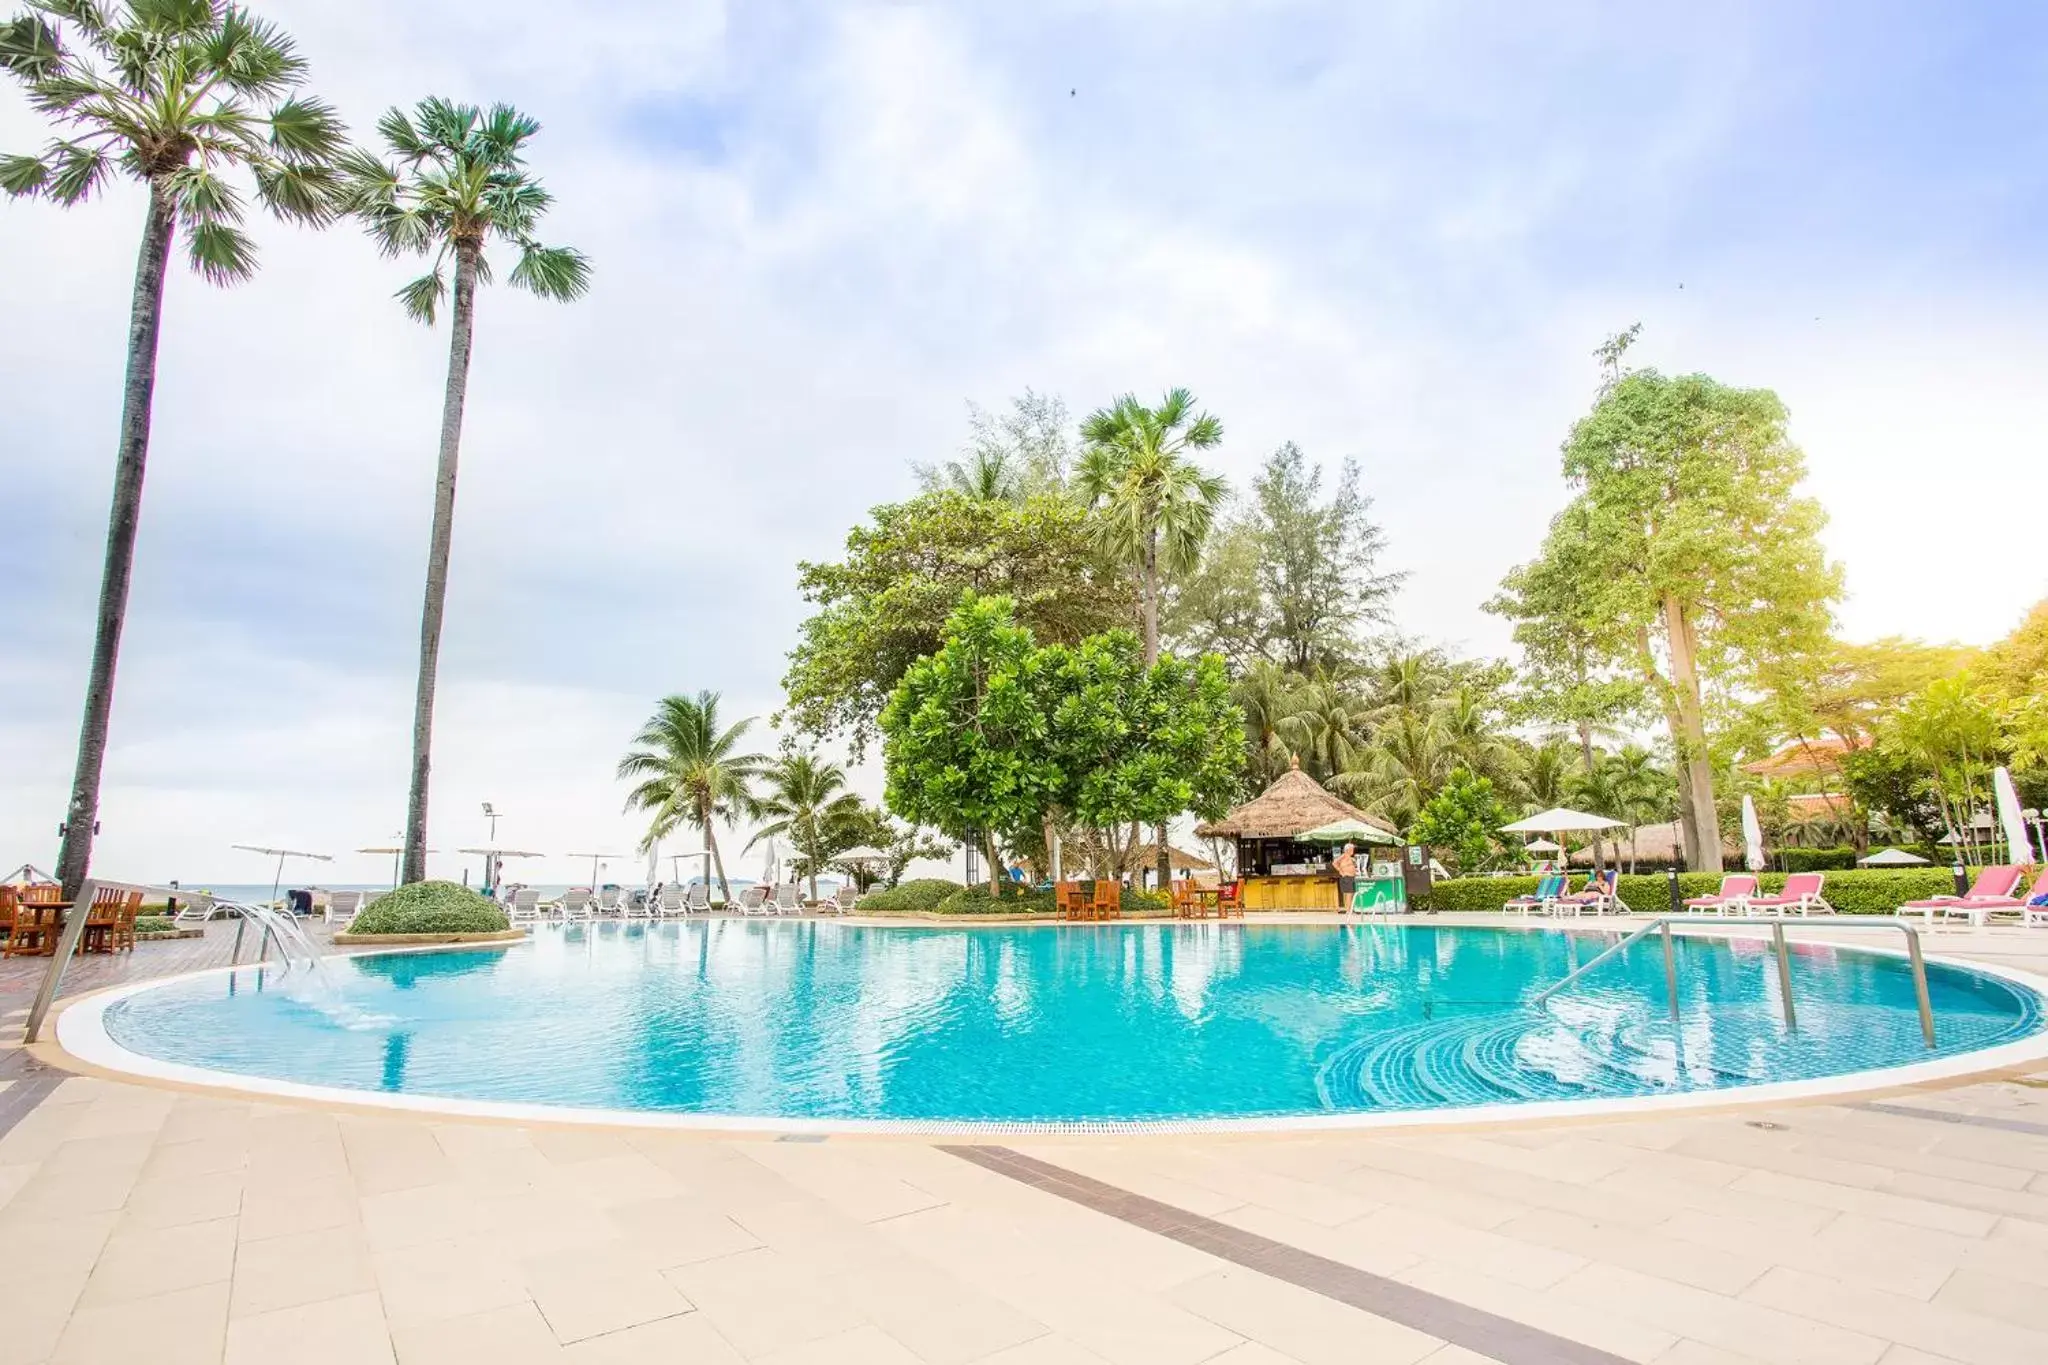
941 1143 1633 1365
1852 1099 2048 1139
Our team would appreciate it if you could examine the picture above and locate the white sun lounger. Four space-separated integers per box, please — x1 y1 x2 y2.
822 885 860 915
507 887 541 924
773 883 803 915
324 890 364 927
558 889 594 923
654 885 686 917
687 882 712 914
732 885 771 916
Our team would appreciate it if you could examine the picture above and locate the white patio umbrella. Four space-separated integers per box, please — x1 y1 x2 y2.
456 846 542 894
1297 818 1402 845
1741 795 1767 873
1521 838 1563 853
1859 847 1930 867
232 844 332 910
1500 808 1623 834
357 842 437 889
1993 767 2036 863
564 851 626 887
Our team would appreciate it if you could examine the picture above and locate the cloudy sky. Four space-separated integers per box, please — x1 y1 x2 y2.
4 1 2044 887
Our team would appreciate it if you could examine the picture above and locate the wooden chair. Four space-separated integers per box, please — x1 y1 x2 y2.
1089 879 1122 921
2 886 64 957
80 886 141 954
1216 880 1244 920
0 885 15 947
112 893 142 952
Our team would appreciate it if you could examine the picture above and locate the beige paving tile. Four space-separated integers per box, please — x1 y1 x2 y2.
156 1096 255 1146
540 1150 687 1208
140 1133 252 1181
0 1160 33 1216
1341 1140 1669 1229
1881 1170 2048 1224
561 1310 745 1363
1499 1206 1768 1296
1147 1148 1382 1227
626 1136 811 1208
233 1220 378 1318
51 1281 230 1365
603 1193 763 1268
530 1126 638 1165
372 1237 533 1326
752 1323 927 1364
429 1122 555 1187
1212 1201 1423 1278
1666 1129 1899 1191
78 1215 237 1308
1032 1295 1246 1365
472 1182 626 1259
1167 1265 1439 1365
742 1141 949 1223
225 1289 395 1365
661 1246 868 1358
1417 1346 1502 1365
1344 1202 1587 1290
1653 1342 1774 1365
1592 1165 1838 1235
359 1179 494 1252
1930 1266 2048 1332
239 1172 360 1240
1726 1170 1998 1239
1657 1210 1953 1302
968 1336 1117 1363
1873 1347 1966 1365
340 1116 456 1195
122 1167 246 1228
0 1270 88 1365
525 1259 695 1345
1741 1266 2048 1365
391 1300 567 1364
1553 1261 1893 1365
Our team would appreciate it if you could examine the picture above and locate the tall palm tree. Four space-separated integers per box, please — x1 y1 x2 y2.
3 1 347 898
1076 388 1227 887
748 753 864 902
1231 660 1302 787
916 446 1023 502
617 692 764 904
1278 678 1372 784
1075 388 1228 663
341 99 590 883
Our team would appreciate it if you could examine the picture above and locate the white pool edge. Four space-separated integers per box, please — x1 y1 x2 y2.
53 929 2048 1137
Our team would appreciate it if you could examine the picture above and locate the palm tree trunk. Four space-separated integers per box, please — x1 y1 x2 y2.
54 188 178 900
401 240 481 884
704 801 731 903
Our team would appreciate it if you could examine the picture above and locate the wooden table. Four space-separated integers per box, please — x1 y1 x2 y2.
1 901 72 958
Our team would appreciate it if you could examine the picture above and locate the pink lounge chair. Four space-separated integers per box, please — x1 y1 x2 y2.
1747 872 1833 917
1901 866 2047 929
1899 865 2026 927
1684 874 1759 917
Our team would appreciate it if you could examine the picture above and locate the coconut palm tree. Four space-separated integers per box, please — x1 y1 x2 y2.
915 446 1024 503
1231 660 1302 787
748 752 864 902
3 1 346 896
340 99 590 883
1278 678 1373 784
1076 388 1227 887
618 692 764 904
1075 389 1228 663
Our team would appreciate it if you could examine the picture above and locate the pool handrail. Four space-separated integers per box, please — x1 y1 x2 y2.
1529 914 1937 1048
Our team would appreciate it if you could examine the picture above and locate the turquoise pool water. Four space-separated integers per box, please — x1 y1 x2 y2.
97 922 2043 1124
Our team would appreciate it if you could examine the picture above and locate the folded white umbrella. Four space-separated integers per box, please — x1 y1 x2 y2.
1994 767 2036 864
1741 795 1767 873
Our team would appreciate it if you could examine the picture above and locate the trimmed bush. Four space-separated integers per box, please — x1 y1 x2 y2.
348 881 509 935
1777 847 1860 873
935 884 1060 915
1414 867 1967 915
856 878 961 912
134 915 176 934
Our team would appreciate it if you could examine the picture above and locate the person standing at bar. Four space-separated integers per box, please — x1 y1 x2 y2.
1333 842 1358 910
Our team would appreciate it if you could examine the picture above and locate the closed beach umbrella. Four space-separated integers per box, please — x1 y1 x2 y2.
1741 795 1766 873
645 842 660 888
760 837 780 886
1993 767 2036 863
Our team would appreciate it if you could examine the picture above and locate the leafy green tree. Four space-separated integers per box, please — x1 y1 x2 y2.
341 97 590 884
1410 769 1509 876
915 389 1073 500
1247 443 1400 673
1886 677 2006 860
617 692 765 904
1166 519 1269 670
1600 744 1674 871
785 491 1128 757
1497 352 1842 871
880 594 1057 892
825 804 953 890
4 0 347 896
1230 660 1302 789
747 752 864 901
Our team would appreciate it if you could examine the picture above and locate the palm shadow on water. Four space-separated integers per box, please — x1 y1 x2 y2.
381 1032 412 1091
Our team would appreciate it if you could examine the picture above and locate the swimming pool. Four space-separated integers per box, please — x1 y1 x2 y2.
67 921 2048 1131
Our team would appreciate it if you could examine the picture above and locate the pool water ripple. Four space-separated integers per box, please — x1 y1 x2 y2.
96 922 2044 1124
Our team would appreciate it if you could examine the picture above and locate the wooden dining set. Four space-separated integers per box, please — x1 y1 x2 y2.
0 883 145 958
1053 879 1245 921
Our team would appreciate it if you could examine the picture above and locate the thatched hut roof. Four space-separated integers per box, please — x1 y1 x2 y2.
1195 759 1387 840
1130 843 1216 872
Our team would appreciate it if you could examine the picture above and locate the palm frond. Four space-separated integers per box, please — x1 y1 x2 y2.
374 104 433 162
396 268 445 323
162 162 243 224
22 72 100 115
199 5 303 97
129 0 215 36
185 219 256 283
479 101 539 153
0 150 51 195
412 95 477 153
0 13 64 79
266 95 343 161
44 138 109 202
508 242 589 301
251 157 336 224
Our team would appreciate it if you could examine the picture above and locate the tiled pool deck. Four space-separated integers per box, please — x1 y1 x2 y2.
4 916 2048 1364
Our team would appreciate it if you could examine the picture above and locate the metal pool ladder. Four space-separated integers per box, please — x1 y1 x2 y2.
1530 915 1938 1048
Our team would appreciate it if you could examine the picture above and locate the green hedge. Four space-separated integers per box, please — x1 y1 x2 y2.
856 878 961 912
1415 868 1967 916
1777 848 1860 872
349 881 509 935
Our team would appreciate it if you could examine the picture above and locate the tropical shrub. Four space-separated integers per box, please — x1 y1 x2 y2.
855 878 961 912
133 915 176 936
348 881 509 934
935 885 1061 915
1414 868 1965 915
1777 848 1860 873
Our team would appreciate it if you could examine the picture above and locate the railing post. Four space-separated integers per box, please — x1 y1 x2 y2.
1771 921 1797 1030
1660 921 1679 1019
22 877 99 1045
1901 925 1937 1048
230 913 249 966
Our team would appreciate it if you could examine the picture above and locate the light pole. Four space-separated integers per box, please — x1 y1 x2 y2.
482 802 500 843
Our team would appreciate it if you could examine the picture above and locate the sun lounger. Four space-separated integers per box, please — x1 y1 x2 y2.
687 882 712 914
506 888 541 924
621 888 651 920
654 885 686 917
824 885 860 915
732 885 771 916
1555 869 1626 916
1505 875 1565 916
1943 867 2048 928
171 891 219 926
1900 865 2025 927
558 889 595 923
324 890 364 927
1684 874 1759 917
773 883 804 915
1746 871 1832 917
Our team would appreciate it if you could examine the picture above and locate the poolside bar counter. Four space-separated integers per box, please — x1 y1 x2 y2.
1195 759 1400 912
